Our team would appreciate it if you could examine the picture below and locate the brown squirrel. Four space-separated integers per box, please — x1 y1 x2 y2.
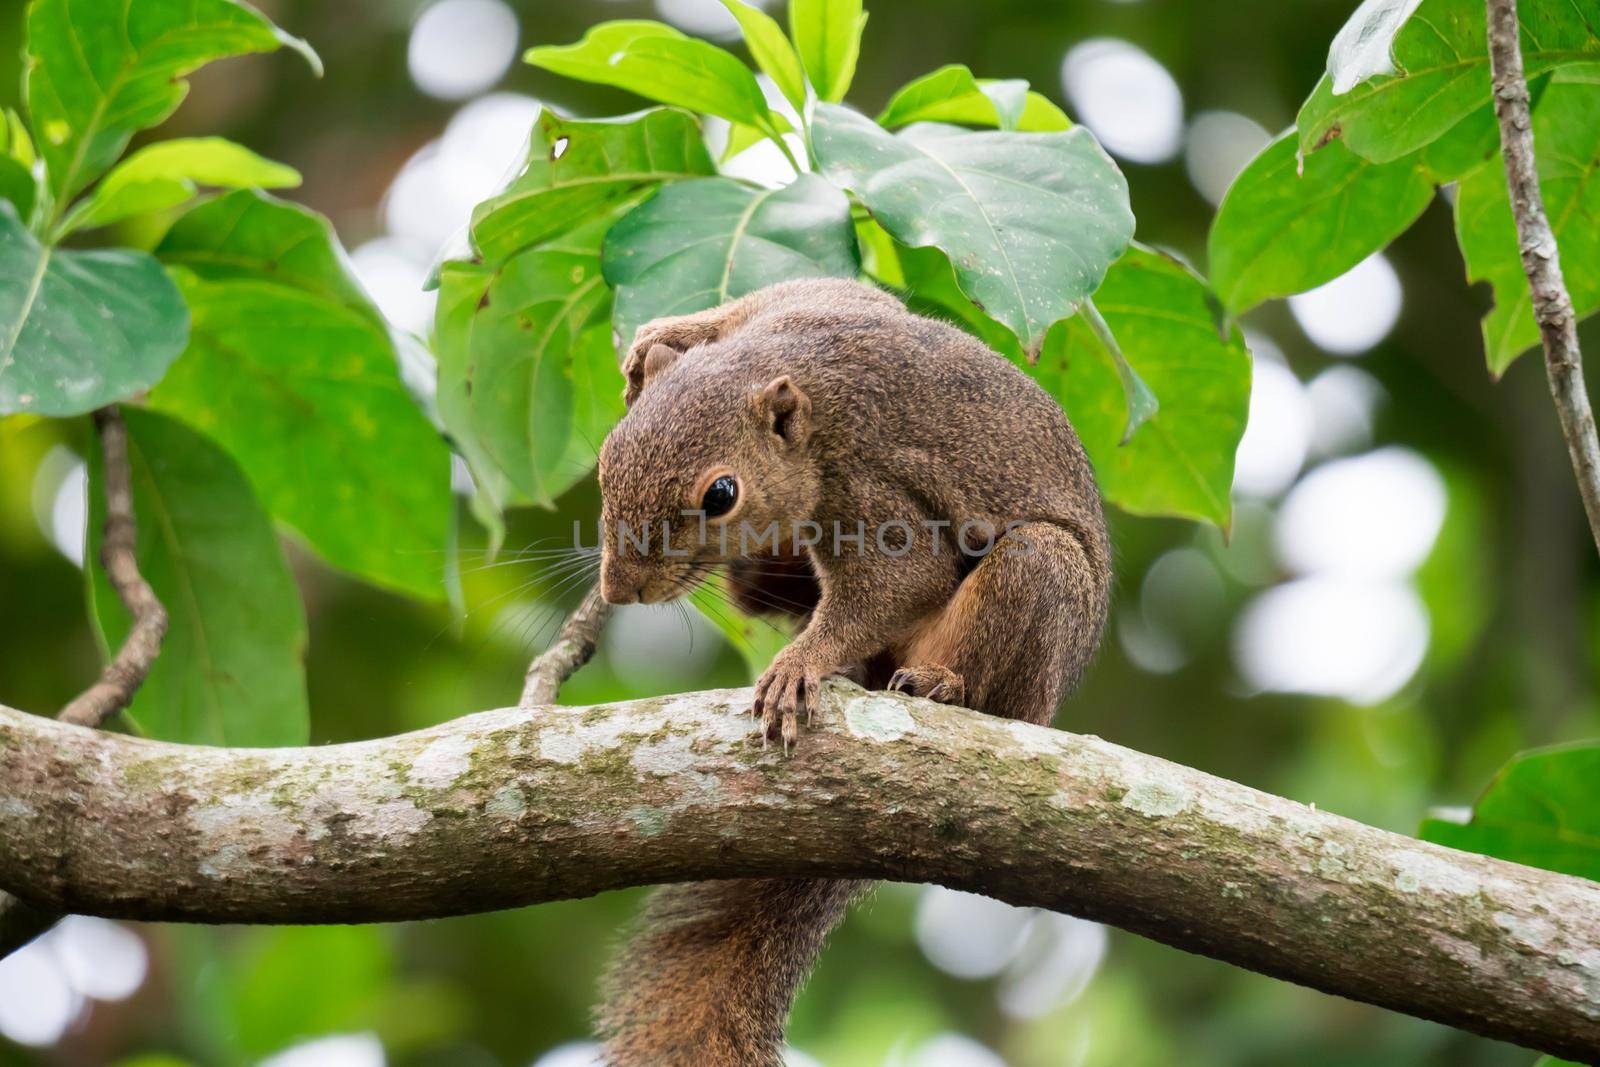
594 278 1112 1067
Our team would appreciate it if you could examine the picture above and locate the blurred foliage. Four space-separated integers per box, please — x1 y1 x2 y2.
2 1 1600 1067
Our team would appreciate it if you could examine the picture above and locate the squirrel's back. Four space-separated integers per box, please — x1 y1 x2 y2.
653 279 1105 539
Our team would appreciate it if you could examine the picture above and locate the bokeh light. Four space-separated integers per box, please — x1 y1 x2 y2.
1306 365 1385 458
1232 347 1311 499
655 0 756 40
1289 253 1403 355
0 918 148 1048
1274 448 1446 578
902 1033 1009 1067
382 93 541 257
604 603 725 690
258 1033 387 1067
1184 110 1270 205
1234 576 1429 705
408 0 520 100
1061 39 1184 164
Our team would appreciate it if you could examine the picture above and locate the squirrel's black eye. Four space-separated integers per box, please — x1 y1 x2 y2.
701 475 738 518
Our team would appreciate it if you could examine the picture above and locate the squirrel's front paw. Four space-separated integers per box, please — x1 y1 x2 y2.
752 650 824 751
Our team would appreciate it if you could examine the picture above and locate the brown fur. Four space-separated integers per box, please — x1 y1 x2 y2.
595 278 1112 1066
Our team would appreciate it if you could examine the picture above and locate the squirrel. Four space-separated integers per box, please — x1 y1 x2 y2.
593 277 1112 1067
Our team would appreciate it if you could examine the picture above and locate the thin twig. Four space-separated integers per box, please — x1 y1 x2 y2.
0 405 168 958
59 407 169 726
1486 0 1600 555
519 582 613 708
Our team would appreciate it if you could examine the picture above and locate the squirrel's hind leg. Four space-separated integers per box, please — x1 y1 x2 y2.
891 521 1108 726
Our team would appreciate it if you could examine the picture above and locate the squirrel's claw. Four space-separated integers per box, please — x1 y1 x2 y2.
752 651 821 753
888 664 966 706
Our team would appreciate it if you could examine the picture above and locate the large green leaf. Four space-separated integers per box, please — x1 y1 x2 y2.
877 65 1071 132
1420 743 1600 883
602 173 859 347
1208 131 1434 316
157 189 378 323
525 21 776 132
0 201 188 416
553 322 628 500
1297 0 1600 163
1034 247 1249 528
24 0 318 202
87 407 307 746
151 192 450 599
436 215 615 508
1454 81 1600 376
718 0 808 114
813 103 1133 353
470 108 715 265
789 0 866 103
60 136 300 235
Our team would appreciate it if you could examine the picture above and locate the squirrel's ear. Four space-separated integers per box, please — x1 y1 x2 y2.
754 375 811 448
622 342 681 407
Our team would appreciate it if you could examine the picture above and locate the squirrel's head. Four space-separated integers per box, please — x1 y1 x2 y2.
596 344 820 605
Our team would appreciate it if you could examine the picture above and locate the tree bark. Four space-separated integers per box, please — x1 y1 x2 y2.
1486 0 1600 555
2 683 1599 1061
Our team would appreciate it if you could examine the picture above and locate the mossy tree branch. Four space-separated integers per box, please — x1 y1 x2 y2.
2 683 1599 1060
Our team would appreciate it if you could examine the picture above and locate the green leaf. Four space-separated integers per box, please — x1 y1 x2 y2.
1034 247 1249 527
1081 297 1158 443
221 927 394 1060
1416 100 1505 183
789 0 866 103
156 189 379 323
0 111 37 220
1297 0 1600 164
87 407 308 746
0 201 188 416
722 114 794 163
878 65 1070 132
690 574 790 678
1208 131 1433 317
1453 81 1600 375
432 262 522 531
718 0 809 114
471 108 715 265
813 103 1133 353
0 158 35 222
61 136 301 235
151 192 450 599
3 109 37 168
24 0 319 202
525 21 775 131
602 173 860 348
436 214 615 507
1420 742 1600 883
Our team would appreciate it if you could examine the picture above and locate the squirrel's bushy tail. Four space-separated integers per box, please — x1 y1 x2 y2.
597 877 869 1067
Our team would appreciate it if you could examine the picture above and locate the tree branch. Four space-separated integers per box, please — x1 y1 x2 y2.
1486 0 1600 554
520 583 611 709
0 405 169 956
2 684 1599 1061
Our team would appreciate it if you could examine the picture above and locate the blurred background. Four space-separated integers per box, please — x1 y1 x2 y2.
3 0 1598 1064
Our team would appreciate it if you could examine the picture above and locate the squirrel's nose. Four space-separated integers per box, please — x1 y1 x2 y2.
600 565 639 605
